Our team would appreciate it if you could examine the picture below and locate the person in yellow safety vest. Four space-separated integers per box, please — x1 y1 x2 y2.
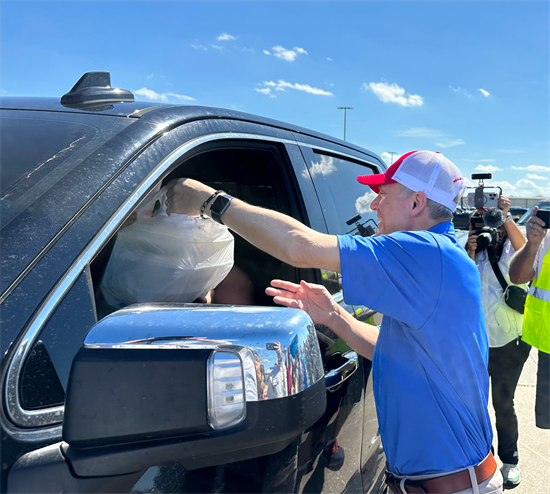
510 206 550 430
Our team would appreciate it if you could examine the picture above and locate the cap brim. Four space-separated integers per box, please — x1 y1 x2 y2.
356 173 397 193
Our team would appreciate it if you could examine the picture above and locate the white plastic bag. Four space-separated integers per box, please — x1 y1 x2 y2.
100 187 234 308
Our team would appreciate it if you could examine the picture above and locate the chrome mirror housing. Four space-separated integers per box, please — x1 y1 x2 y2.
63 304 326 460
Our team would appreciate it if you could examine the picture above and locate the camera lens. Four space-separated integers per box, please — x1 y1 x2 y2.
476 232 493 250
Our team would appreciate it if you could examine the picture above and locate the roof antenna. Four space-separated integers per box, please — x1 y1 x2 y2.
61 72 134 109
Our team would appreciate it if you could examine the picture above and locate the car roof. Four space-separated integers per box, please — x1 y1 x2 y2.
0 97 382 161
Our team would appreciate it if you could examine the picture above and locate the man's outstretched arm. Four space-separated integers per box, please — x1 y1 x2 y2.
166 178 341 273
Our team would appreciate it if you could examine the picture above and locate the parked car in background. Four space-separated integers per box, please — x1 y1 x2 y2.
452 206 475 230
1 72 387 493
508 207 528 222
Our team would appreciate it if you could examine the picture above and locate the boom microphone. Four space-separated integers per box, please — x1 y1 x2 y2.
483 207 506 228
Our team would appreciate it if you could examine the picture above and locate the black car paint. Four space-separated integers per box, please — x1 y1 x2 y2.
1 97 387 493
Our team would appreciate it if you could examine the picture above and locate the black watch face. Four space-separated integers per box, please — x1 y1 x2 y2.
211 194 231 214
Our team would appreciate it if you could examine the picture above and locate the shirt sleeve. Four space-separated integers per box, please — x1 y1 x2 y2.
338 232 443 329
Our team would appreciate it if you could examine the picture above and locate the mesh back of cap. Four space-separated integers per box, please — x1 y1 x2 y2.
392 151 465 211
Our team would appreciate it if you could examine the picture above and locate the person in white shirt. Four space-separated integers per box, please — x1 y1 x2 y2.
466 196 529 488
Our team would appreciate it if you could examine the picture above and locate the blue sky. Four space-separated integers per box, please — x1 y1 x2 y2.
2 0 549 197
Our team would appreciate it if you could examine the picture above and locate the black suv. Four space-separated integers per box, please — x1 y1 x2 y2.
1 73 387 493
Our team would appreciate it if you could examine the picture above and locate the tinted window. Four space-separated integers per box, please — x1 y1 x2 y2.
20 271 96 409
307 152 379 236
303 151 380 294
0 111 133 231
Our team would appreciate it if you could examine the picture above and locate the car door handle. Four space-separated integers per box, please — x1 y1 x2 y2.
324 351 358 391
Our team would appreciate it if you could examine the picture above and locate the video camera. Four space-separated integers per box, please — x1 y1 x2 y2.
470 213 502 250
466 173 502 209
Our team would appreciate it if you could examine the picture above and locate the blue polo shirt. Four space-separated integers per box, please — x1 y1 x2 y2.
338 222 492 476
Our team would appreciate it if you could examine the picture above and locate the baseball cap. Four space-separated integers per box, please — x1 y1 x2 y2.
357 150 466 211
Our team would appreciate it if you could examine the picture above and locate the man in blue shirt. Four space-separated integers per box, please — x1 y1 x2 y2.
166 150 502 494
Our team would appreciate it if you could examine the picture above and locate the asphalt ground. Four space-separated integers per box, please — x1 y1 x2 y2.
488 347 550 493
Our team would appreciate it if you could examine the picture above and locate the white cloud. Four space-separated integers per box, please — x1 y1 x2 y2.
381 152 402 165
271 45 308 62
327 57 333 61
527 174 548 181
254 87 275 98
134 88 196 102
211 44 224 52
435 139 465 148
355 190 378 214
256 80 333 97
363 82 423 107
217 33 235 41
263 50 271 55
499 149 523 154
191 43 208 51
511 165 550 173
491 179 550 198
474 165 503 172
478 88 490 97
146 73 154 80
397 127 446 138
308 155 337 178
449 86 472 97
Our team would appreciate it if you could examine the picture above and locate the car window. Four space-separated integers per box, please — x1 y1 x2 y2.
90 142 307 318
301 149 380 293
19 270 96 413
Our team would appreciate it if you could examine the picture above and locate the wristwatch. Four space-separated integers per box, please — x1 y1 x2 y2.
504 214 512 223
210 193 234 224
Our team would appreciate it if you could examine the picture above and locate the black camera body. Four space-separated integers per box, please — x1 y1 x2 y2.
474 226 500 250
470 207 506 250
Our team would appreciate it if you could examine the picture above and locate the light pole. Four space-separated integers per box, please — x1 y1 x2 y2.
337 107 353 140
388 152 397 164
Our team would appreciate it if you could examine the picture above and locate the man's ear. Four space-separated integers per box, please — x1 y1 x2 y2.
411 192 428 217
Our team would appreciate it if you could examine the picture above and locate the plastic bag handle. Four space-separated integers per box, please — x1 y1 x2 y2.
136 186 168 217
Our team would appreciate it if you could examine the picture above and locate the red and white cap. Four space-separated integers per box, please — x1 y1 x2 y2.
357 150 466 212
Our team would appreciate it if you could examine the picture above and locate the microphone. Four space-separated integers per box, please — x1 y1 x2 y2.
483 207 506 228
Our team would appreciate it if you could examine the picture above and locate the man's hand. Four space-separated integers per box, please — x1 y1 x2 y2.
498 195 511 217
165 178 215 217
266 279 340 327
526 206 546 248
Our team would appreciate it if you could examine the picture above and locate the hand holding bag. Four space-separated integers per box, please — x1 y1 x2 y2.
100 186 234 309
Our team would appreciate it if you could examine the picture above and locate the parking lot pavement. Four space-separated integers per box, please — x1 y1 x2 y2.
488 347 550 493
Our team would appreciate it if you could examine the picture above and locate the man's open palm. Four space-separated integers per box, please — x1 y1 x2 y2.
266 279 338 327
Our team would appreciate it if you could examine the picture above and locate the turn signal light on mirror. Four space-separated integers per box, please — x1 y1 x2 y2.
207 351 246 429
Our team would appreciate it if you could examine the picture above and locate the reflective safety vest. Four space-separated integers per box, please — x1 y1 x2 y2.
523 243 550 353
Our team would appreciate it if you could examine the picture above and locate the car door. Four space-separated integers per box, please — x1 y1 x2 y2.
3 116 369 493
295 135 388 492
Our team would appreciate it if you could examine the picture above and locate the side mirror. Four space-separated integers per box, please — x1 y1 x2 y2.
60 304 325 477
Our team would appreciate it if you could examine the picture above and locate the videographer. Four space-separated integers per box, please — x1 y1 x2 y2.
466 196 529 488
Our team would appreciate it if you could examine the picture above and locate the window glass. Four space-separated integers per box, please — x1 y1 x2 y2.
20 271 96 409
305 151 380 294
308 152 379 236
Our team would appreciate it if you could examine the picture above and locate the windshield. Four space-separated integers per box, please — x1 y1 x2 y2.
517 201 550 225
0 110 134 231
